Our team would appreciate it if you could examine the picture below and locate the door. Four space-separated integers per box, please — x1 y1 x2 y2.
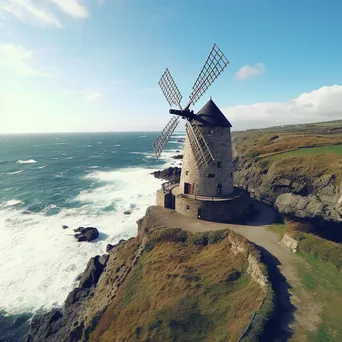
184 183 194 195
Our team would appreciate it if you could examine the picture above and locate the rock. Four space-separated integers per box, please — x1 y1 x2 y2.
99 254 109 266
153 167 181 182
74 227 99 242
65 288 91 308
29 309 64 340
172 154 183 160
281 234 299 253
270 135 279 141
69 321 84 342
106 244 114 252
124 210 131 215
78 255 105 289
106 239 127 253
62 225 69 229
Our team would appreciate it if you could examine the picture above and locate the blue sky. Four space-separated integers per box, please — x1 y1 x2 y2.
0 0 341 133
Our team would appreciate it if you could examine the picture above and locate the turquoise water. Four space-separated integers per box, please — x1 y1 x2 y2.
0 132 184 341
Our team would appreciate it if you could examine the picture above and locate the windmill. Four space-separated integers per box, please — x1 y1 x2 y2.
153 44 230 171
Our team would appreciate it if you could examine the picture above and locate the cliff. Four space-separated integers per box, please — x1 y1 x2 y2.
27 206 272 342
232 121 342 224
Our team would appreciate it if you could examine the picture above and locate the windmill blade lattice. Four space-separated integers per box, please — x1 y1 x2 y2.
185 120 215 170
187 44 229 108
153 115 180 159
159 68 183 109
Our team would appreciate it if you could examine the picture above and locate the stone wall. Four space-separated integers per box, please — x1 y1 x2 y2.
175 191 250 223
156 189 165 207
180 125 234 197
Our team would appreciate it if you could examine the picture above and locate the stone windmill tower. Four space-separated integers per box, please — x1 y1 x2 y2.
180 98 234 198
153 44 250 222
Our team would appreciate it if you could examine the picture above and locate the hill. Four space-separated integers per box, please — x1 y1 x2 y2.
232 119 342 230
27 207 273 342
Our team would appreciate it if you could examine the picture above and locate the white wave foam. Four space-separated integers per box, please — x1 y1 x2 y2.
36 165 47 169
5 199 24 206
17 159 37 164
5 170 23 175
114 144 120 147
0 166 162 315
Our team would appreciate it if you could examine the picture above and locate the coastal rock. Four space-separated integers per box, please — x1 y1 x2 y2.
78 255 105 289
106 243 114 252
124 210 131 215
106 239 127 253
152 167 181 182
62 225 69 229
74 227 99 242
172 154 183 160
65 288 91 308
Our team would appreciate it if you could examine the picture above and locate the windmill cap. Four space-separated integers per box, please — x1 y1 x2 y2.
196 99 232 127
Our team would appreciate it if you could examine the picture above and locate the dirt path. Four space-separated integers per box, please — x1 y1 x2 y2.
147 205 321 341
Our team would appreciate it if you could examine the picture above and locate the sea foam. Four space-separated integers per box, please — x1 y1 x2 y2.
0 166 162 315
16 159 37 164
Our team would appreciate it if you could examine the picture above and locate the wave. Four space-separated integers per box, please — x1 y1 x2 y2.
5 199 24 206
16 159 37 164
36 165 47 169
114 144 120 147
5 170 23 175
0 166 163 316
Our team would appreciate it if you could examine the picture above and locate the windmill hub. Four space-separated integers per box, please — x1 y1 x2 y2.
154 44 251 223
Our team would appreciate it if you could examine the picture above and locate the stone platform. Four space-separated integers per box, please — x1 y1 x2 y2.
156 184 251 223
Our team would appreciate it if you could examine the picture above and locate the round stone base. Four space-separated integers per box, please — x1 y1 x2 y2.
175 189 251 223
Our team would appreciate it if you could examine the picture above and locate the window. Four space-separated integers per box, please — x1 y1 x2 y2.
217 161 222 168
186 205 190 210
208 173 215 178
185 170 189 175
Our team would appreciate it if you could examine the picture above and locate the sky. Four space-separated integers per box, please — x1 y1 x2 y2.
0 0 341 133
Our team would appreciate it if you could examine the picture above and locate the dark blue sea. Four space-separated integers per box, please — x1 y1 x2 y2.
0 132 184 341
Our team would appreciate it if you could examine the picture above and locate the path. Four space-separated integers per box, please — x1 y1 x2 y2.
147 204 321 341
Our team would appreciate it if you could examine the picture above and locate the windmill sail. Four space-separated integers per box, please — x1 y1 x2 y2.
153 116 180 159
186 44 229 108
159 68 183 109
185 120 215 170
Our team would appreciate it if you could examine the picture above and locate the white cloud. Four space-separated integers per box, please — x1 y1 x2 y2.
49 0 89 19
85 91 104 103
0 43 54 77
223 85 342 130
0 0 62 27
235 63 266 80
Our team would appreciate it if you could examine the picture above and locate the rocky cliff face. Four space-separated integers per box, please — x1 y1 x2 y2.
233 154 342 223
27 206 271 342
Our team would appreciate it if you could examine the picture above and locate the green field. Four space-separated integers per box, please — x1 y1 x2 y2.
293 253 342 342
262 144 342 161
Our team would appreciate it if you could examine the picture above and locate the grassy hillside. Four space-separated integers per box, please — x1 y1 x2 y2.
233 120 342 186
89 229 269 342
268 223 342 341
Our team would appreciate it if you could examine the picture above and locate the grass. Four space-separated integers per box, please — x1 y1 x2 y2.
261 145 342 161
89 228 268 342
266 223 286 238
293 252 342 342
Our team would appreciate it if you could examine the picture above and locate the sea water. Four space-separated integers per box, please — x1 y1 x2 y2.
0 132 184 340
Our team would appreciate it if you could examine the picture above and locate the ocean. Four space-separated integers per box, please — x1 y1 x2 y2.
0 132 184 341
